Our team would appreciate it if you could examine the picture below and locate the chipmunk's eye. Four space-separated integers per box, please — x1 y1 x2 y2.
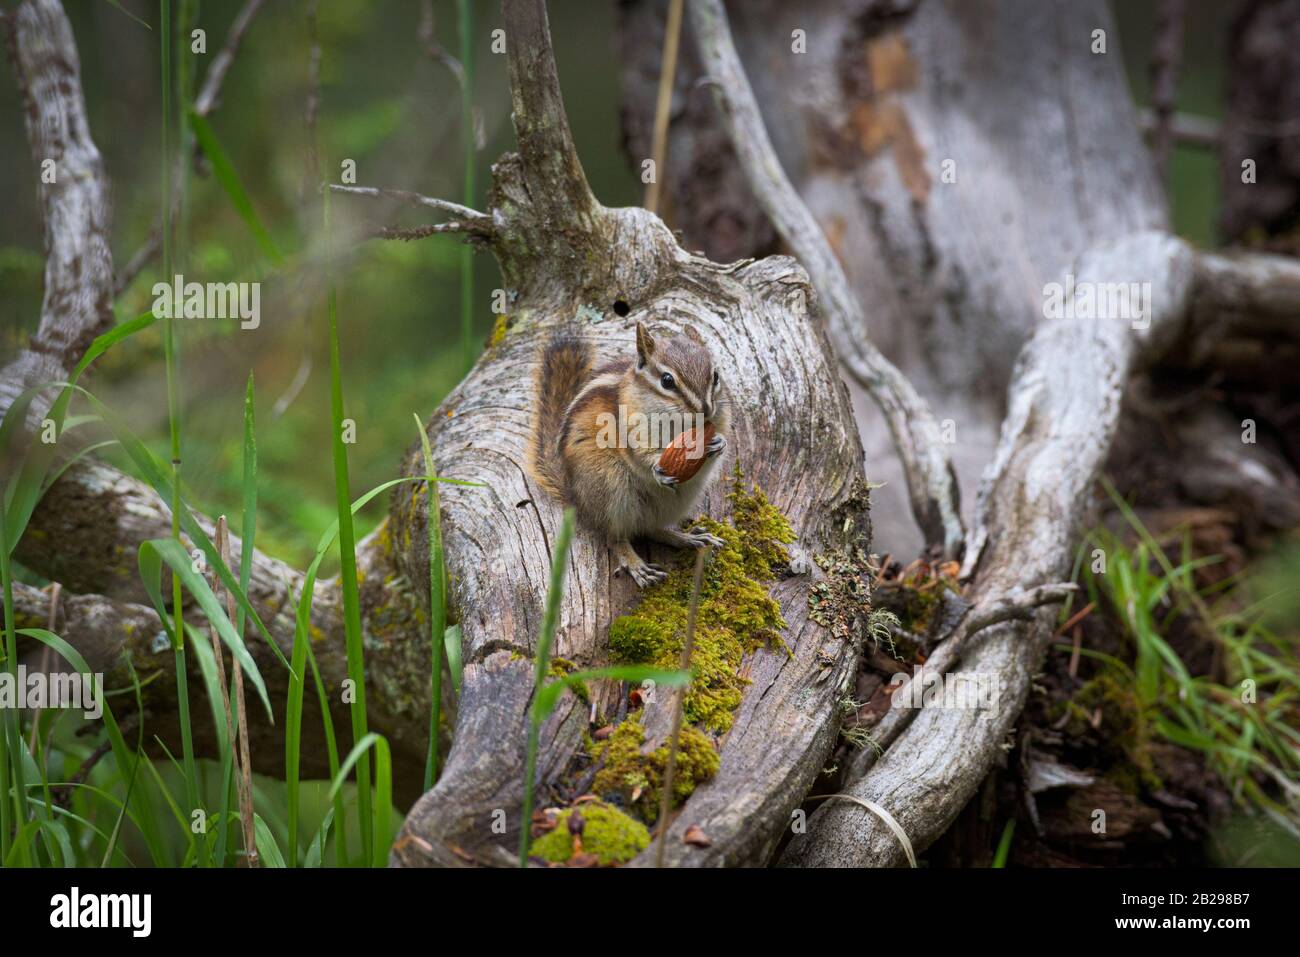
660 372 676 391
712 370 720 388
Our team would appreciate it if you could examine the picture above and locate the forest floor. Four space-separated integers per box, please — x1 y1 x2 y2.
791 373 1300 868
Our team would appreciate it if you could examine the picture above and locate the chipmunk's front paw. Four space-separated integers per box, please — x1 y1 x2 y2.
652 463 679 488
623 560 668 588
705 433 727 458
683 526 725 549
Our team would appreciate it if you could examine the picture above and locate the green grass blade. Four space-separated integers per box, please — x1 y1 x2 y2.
238 374 257 637
991 818 1016 868
325 732 392 868
444 624 463 694
0 497 29 863
187 110 285 267
183 621 232 754
18 629 162 865
103 0 153 30
323 186 372 865
519 507 575 866
533 665 689 720
136 539 272 716
304 807 334 868
253 814 287 867
284 473 479 865
415 414 447 790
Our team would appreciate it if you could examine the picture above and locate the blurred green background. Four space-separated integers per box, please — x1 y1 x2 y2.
0 0 1228 568
0 0 639 570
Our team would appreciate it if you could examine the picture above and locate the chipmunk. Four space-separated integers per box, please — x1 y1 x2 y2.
528 321 730 586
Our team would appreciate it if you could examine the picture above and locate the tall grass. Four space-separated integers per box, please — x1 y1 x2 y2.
0 0 488 870
1 478 21 863
1070 483 1300 836
159 0 210 868
321 187 373 864
416 415 447 790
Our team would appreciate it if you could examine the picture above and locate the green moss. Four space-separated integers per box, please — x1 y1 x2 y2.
530 801 649 865
589 714 720 822
548 656 589 705
606 467 794 732
727 470 797 580
489 313 511 346
1057 671 1163 791
891 582 946 633
607 618 664 662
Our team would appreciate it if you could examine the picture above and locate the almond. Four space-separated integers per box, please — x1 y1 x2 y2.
657 423 717 483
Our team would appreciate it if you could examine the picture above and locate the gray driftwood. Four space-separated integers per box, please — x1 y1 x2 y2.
624 0 1300 866
389 0 869 867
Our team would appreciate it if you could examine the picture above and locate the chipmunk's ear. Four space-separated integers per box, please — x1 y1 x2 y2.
681 324 705 345
635 321 656 369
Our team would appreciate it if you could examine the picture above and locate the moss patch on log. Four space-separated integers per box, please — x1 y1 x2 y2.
589 714 721 823
582 468 794 825
606 467 794 732
530 800 650 865
1054 671 1162 790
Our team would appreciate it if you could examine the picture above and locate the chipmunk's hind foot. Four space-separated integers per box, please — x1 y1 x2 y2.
612 541 668 588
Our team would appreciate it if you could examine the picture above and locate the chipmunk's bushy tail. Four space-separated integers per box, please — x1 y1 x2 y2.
528 334 591 500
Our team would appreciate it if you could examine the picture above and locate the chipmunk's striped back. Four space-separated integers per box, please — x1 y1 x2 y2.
528 334 592 500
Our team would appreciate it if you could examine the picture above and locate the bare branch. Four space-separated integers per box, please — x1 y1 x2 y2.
370 223 484 241
962 582 1080 635
192 0 269 118
1193 247 1300 332
329 184 494 243
418 0 466 86
328 183 488 222
688 0 965 558
1139 108 1220 149
850 582 1078 777
783 230 1199 867
502 0 597 225
0 0 115 427
1148 0 1186 176
114 223 160 296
